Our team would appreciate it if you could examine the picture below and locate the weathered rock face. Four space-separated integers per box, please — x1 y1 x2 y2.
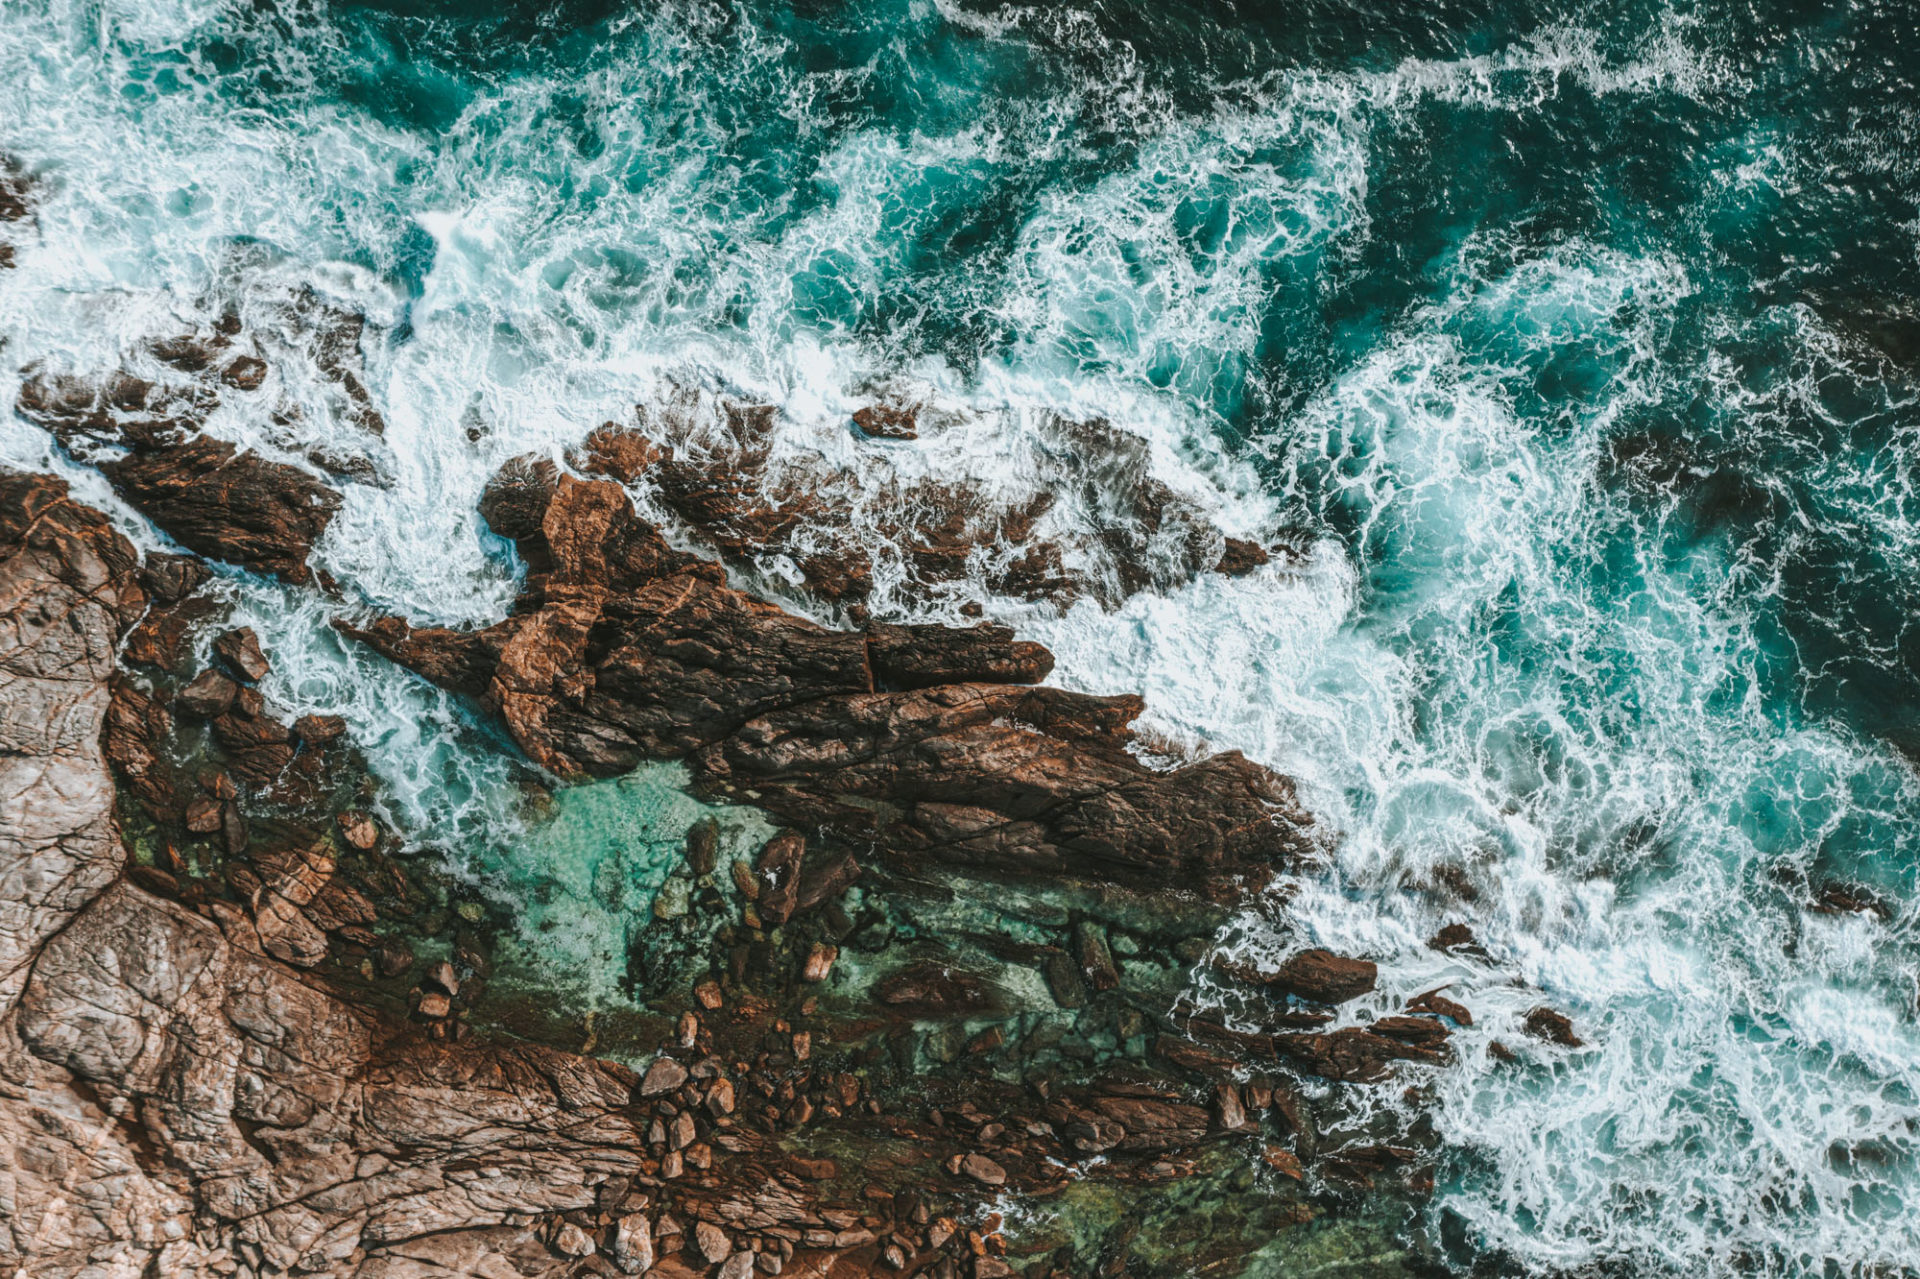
0 471 146 1007
342 459 1313 888
0 469 1444 1278
0 469 966 1279
17 373 344 583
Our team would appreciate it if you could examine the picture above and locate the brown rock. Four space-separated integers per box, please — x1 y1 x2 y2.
1216 537 1270 576
176 668 238 718
214 627 271 682
1075 921 1120 992
787 1156 837 1181
220 356 268 391
612 1213 655 1274
337 809 378 850
1213 1083 1251 1131
695 1221 732 1265
1523 1006 1583 1047
1260 1146 1303 1180
802 943 838 982
336 460 1315 890
866 622 1052 690
641 1056 690 1096
1370 1015 1451 1047
757 832 805 927
426 960 460 996
293 713 347 747
875 963 996 1014
183 796 223 834
1407 987 1473 1026
1427 922 1480 954
956 1154 1006 1186
852 403 919 440
705 1076 735 1116
1272 1027 1447 1082
685 817 719 876
554 1221 595 1257
1272 949 1376 1004
106 431 340 583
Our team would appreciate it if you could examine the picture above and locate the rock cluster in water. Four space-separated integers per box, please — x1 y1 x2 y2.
0 345 1497 1277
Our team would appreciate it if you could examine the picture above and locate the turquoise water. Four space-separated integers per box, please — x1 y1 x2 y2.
4 0 1920 1273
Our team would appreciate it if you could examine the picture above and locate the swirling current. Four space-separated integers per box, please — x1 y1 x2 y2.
3 0 1919 1275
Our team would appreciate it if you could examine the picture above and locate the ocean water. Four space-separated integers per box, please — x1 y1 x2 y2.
3 0 1920 1274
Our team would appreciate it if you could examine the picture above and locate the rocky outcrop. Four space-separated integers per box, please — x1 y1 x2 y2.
569 403 1238 617
0 471 145 1008
0 467 1444 1278
341 459 1312 889
17 373 343 583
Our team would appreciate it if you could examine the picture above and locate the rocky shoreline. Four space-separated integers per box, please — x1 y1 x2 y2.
0 337 1492 1278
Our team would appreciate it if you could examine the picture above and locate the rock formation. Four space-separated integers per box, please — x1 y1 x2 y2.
340 454 1312 890
0 460 1459 1279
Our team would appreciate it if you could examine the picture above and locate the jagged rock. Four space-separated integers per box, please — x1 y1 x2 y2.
1427 922 1480 954
294 713 347 746
221 355 268 391
695 1221 732 1265
1213 1083 1251 1131
867 621 1052 689
211 686 296 784
337 809 379 850
1271 1028 1446 1082
642 1056 690 1096
339 462 1314 889
1407 987 1473 1026
1272 949 1376 1004
4 470 1055 1279
1370 1016 1452 1047
875 963 997 1014
177 668 238 717
612 1213 655 1274
1043 952 1087 1009
0 469 148 1005
1262 1145 1304 1180
1524 1006 1583 1047
1216 538 1270 576
1075 921 1120 992
214 626 271 681
757 832 805 926
802 943 838 982
852 403 919 440
184 796 223 833
17 373 343 582
138 551 211 603
794 848 861 913
956 1154 1006 1186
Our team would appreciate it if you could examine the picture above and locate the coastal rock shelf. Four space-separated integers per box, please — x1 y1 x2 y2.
341 447 1313 889
0 454 1462 1278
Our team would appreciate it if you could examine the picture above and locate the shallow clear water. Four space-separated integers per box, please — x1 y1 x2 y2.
4 0 1920 1274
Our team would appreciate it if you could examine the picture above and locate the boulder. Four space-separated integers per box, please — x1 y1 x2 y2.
177 668 238 718
214 627 271 682
1272 949 1376 1004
